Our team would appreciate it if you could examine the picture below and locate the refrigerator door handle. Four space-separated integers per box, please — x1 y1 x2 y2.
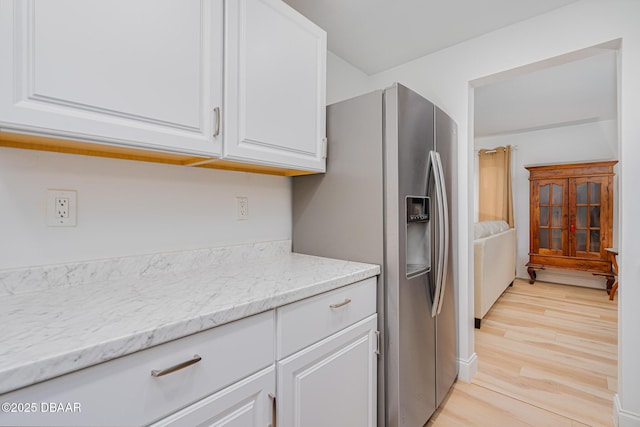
429 151 445 318
434 151 449 315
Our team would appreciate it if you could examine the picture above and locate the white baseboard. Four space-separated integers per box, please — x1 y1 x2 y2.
614 394 640 427
458 352 478 383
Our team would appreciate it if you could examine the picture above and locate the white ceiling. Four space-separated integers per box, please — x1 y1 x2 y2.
474 50 618 137
283 0 582 75
283 0 618 138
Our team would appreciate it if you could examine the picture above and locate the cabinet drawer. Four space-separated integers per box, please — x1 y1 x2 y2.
276 277 376 359
1 311 274 427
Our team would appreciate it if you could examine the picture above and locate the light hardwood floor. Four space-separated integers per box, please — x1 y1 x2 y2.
428 279 618 427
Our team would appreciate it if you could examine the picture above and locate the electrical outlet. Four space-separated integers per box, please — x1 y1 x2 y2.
237 196 248 220
47 190 77 226
55 197 69 219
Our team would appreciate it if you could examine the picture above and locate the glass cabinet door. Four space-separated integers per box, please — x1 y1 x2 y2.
572 177 606 257
535 179 567 255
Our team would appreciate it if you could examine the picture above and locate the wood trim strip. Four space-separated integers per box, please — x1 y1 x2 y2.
0 131 317 176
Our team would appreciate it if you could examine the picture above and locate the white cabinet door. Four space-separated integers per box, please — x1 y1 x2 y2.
277 315 378 427
224 0 327 172
0 0 223 156
151 366 275 427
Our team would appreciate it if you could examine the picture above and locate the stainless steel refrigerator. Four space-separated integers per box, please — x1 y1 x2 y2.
292 83 458 427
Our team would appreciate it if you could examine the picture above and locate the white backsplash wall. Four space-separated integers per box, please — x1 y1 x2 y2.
0 147 292 270
474 119 618 288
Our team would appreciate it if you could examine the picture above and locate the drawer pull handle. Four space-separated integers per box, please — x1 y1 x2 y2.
330 298 351 309
151 354 202 377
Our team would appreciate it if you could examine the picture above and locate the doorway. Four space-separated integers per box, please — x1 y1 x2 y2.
467 41 620 426
471 44 619 289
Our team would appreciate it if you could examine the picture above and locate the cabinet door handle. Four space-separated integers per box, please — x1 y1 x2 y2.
213 107 221 137
151 354 202 377
329 298 351 309
269 393 277 427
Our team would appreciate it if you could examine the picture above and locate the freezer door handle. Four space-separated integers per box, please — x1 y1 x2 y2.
434 151 449 315
428 151 443 317
427 150 449 317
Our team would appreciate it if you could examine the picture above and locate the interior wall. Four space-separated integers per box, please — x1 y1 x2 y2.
475 119 618 288
360 1 640 420
0 147 292 271
326 51 371 105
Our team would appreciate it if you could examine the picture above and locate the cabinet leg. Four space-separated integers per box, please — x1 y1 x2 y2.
605 276 615 293
609 282 618 301
527 267 537 284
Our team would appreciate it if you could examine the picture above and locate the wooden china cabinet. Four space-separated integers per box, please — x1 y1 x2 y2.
526 161 617 287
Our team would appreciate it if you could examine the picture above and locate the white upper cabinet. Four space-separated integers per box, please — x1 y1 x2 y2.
0 0 223 156
224 0 327 172
0 0 327 173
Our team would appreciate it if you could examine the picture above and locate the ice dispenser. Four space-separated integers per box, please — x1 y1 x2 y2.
406 196 431 278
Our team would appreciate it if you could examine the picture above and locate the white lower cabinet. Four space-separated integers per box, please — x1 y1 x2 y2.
0 311 275 427
277 315 378 427
150 366 275 427
275 277 378 427
0 279 377 427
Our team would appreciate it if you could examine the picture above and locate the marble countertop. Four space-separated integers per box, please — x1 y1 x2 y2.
0 241 379 395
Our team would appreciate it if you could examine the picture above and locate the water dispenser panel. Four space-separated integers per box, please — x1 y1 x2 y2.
407 197 429 223
406 196 431 278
